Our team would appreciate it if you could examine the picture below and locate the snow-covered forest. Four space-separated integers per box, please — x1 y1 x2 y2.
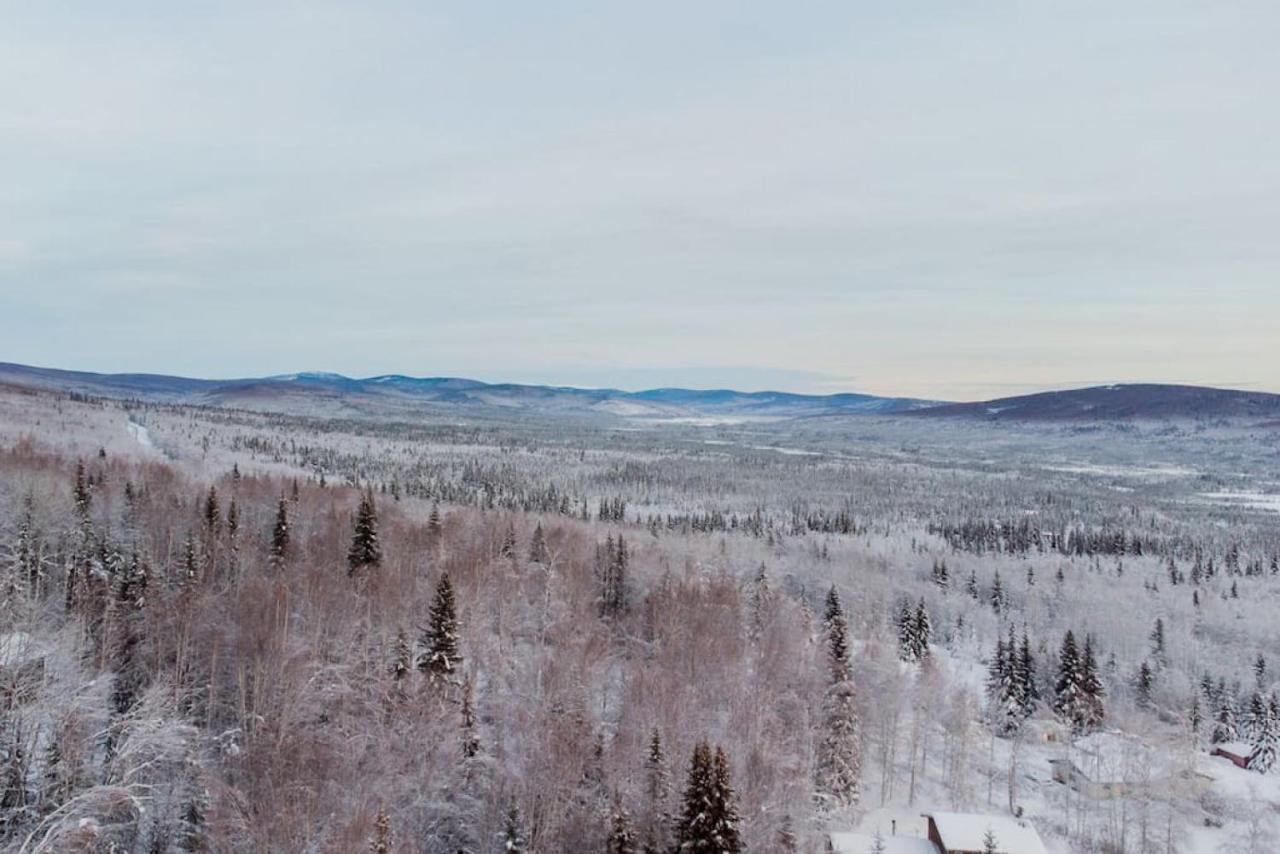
0 386 1276 853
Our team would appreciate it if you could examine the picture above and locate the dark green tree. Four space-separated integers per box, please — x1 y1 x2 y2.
347 490 382 574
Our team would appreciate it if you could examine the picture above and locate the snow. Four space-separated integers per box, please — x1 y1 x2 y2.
829 831 938 853
126 420 153 448
1197 491 1280 513
925 812 1049 854
1212 742 1255 758
1041 462 1198 479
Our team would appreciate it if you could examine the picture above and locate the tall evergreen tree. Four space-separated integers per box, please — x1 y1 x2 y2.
1135 661 1155 710
674 742 740 853
269 497 289 568
815 592 860 809
347 490 382 574
418 573 461 681
502 801 526 853
606 796 637 854
1053 630 1084 731
528 523 549 564
369 805 390 854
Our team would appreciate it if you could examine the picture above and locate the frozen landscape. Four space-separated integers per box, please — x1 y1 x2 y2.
5 3 1279 851
0 370 1275 852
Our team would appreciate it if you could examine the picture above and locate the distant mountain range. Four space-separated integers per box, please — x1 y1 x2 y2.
2 362 1278 423
0 362 937 420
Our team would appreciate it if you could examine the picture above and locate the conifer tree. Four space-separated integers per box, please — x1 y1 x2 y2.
1247 697 1278 773
418 573 461 681
502 801 526 853
1080 634 1105 731
500 523 517 558
1053 630 1083 731
528 523 549 564
599 535 629 618
643 727 671 850
1135 661 1155 710
370 805 391 854
270 497 289 568
460 675 480 759
607 796 637 854
913 599 932 661
982 827 999 854
427 502 442 540
347 490 382 574
1017 628 1039 715
391 629 411 682
989 570 1006 614
816 591 860 809
1149 618 1167 668
931 559 949 591
823 585 843 632
674 742 740 853
203 486 221 535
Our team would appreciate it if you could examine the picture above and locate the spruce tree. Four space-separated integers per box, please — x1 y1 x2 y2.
1053 630 1083 731
370 805 390 854
269 497 289 568
674 743 740 853
1135 661 1154 710
1246 696 1278 773
502 802 526 853
982 827 999 854
460 675 480 759
418 573 461 681
913 598 932 661
1149 618 1166 668
643 728 671 850
815 593 860 809
347 490 382 574
1081 634 1105 731
528 523 549 564
606 796 637 854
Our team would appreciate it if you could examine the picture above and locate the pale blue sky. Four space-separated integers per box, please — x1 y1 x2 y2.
2 1 1278 399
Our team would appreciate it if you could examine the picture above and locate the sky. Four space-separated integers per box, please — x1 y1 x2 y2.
2 1 1278 401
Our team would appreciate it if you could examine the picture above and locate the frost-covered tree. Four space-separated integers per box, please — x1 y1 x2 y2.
816 591 860 809
418 573 461 681
607 796 638 854
1246 697 1278 774
269 496 289 567
502 801 526 853
674 742 740 853
370 805 391 854
528 522 549 564
347 490 382 573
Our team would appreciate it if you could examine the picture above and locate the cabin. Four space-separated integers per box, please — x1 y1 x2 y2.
1049 758 1127 798
922 813 1048 854
828 832 939 853
1210 742 1254 769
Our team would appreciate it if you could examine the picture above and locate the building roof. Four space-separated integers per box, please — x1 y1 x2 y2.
1212 742 1255 757
829 832 939 854
925 812 1048 854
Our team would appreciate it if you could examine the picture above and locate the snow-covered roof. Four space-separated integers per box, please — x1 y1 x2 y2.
829 832 939 854
925 812 1048 854
1212 742 1254 757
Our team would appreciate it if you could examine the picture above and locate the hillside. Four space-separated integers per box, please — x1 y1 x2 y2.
913 383 1280 421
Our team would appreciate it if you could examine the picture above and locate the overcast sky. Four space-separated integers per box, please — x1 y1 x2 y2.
2 1 1278 400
